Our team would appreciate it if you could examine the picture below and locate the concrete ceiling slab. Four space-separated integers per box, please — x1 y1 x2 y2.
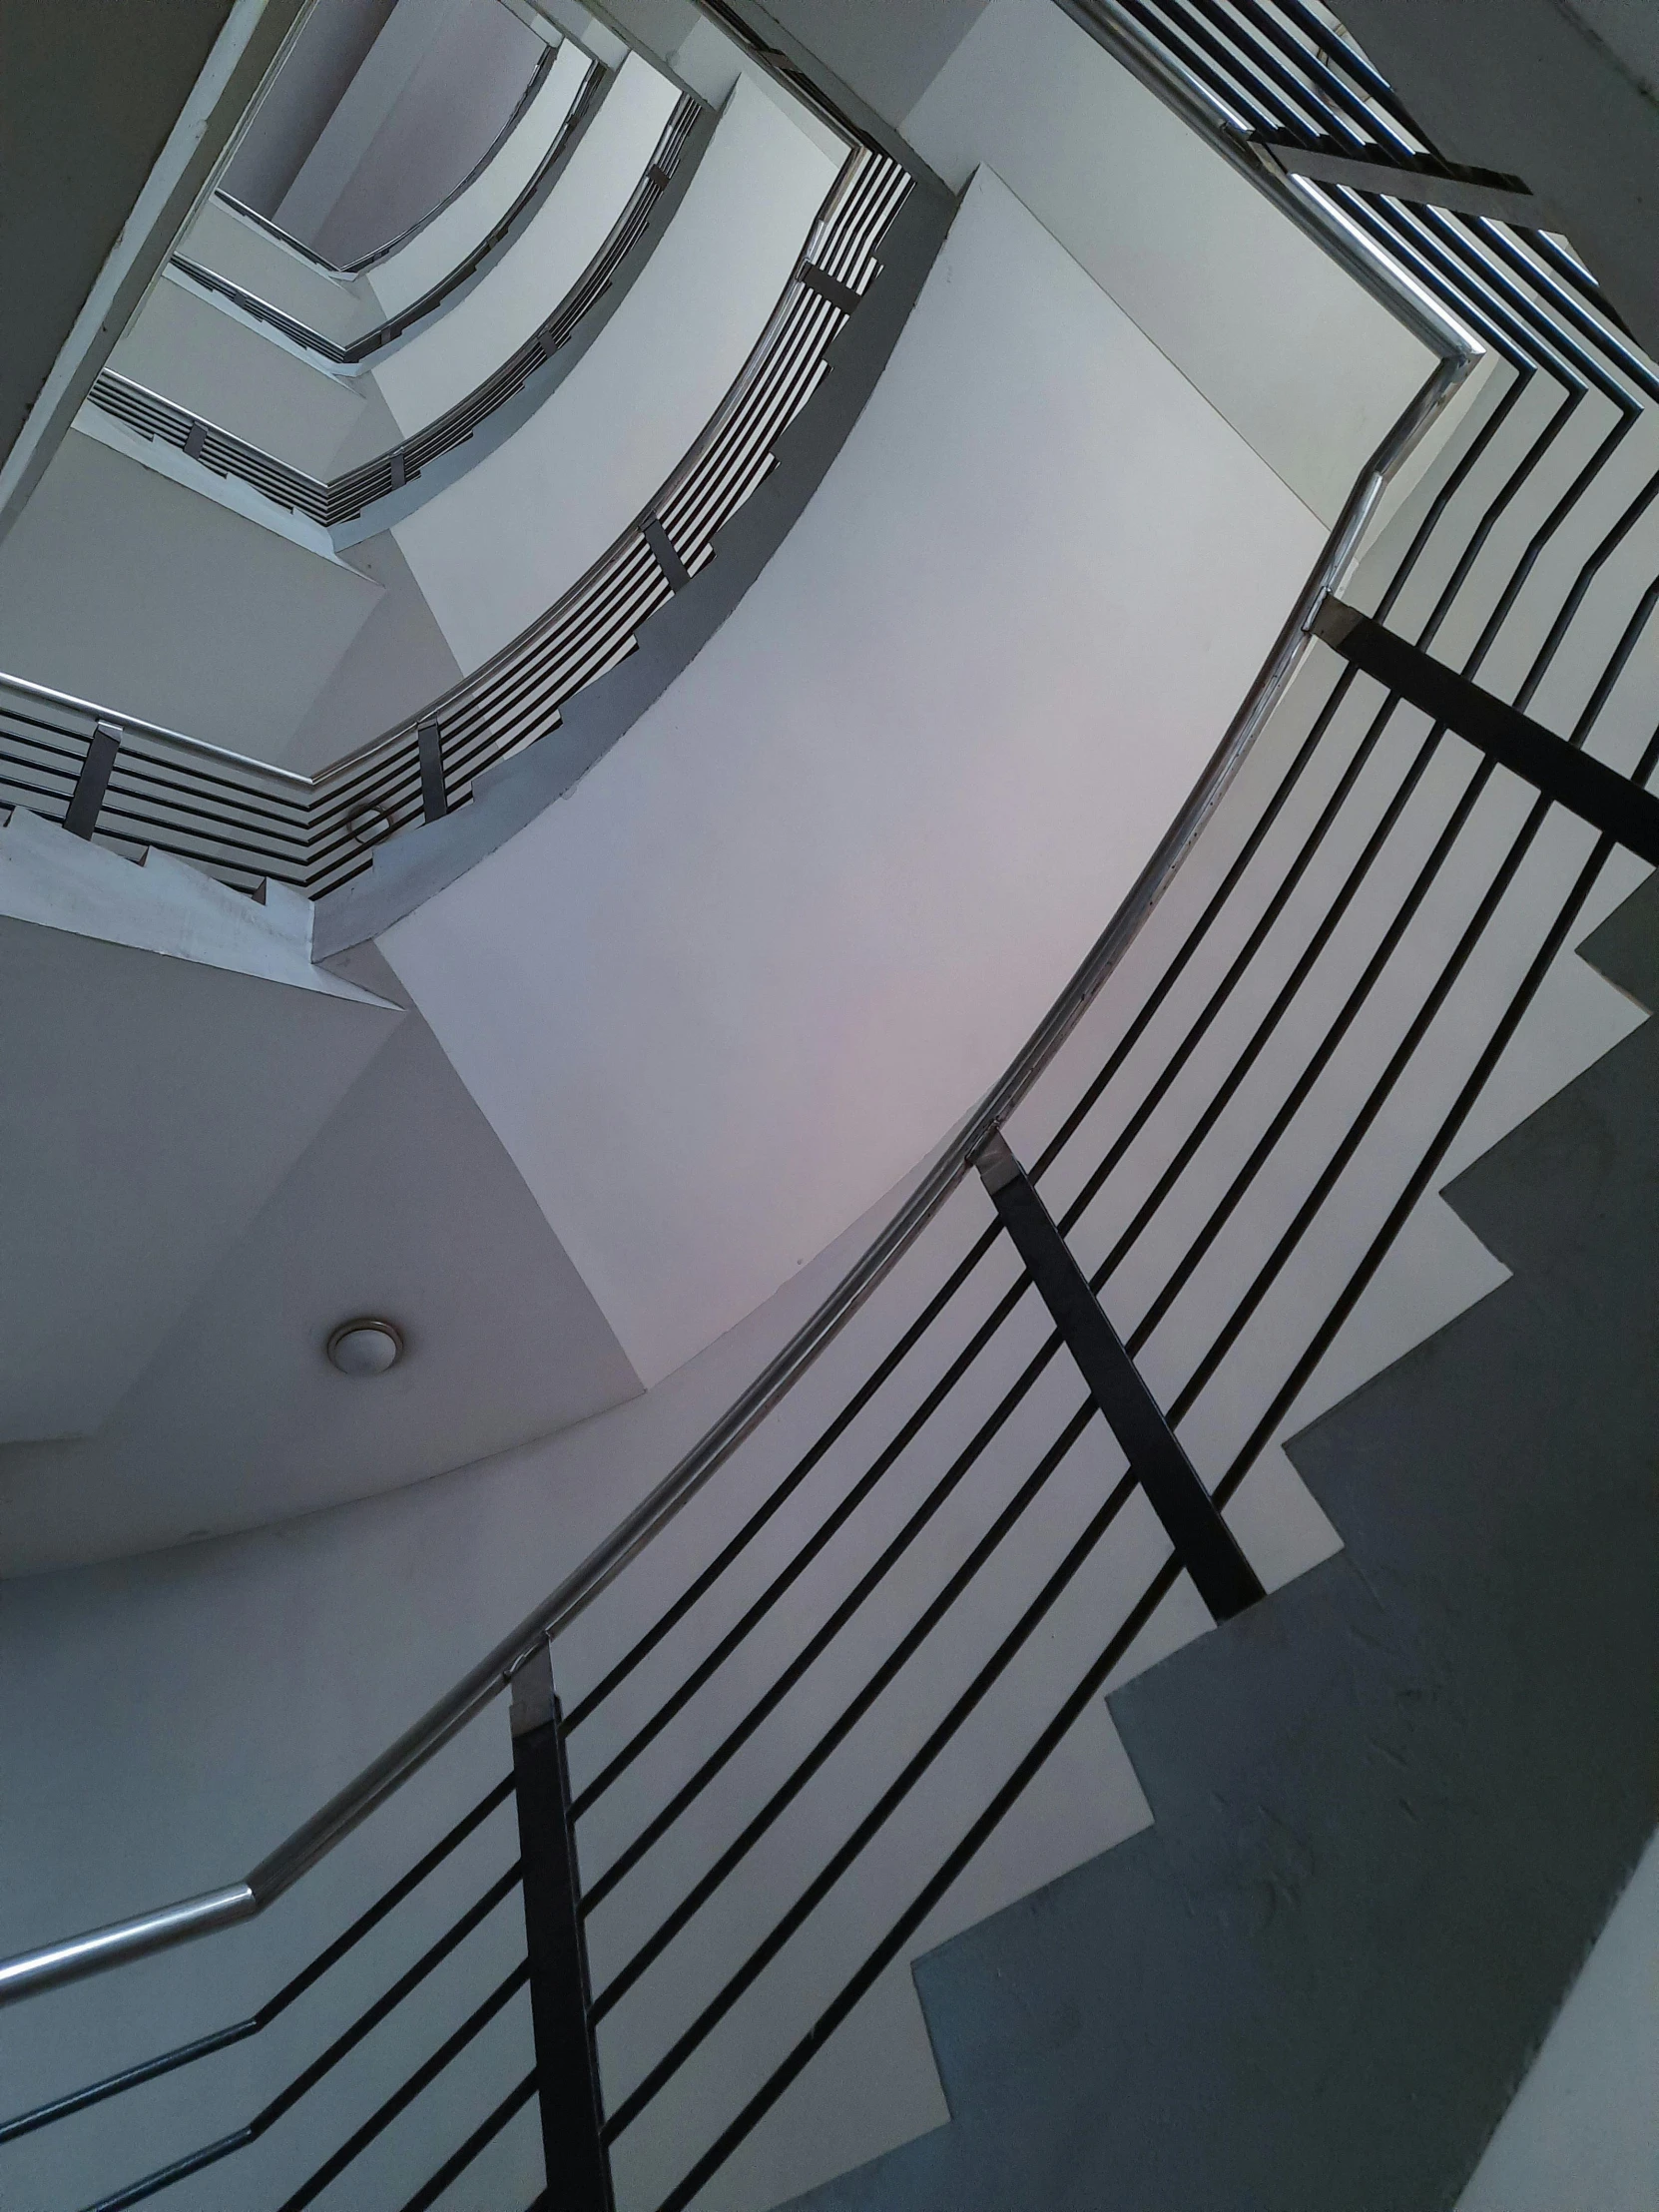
0 808 401 1441
0 997 642 1572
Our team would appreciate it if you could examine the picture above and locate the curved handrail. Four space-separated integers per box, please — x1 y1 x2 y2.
0 346 1467 2009
180 56 608 365
6 143 908 897
10 22 1659 2210
215 33 558 281
89 94 707 530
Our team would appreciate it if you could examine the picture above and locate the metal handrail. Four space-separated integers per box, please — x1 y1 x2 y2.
212 29 559 281
0 670 311 788
89 95 707 530
0 346 1466 2011
6 142 909 899
175 56 608 366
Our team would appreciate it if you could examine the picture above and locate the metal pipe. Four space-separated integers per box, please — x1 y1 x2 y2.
0 347 1468 2011
0 1886 256 2005
0 671 314 786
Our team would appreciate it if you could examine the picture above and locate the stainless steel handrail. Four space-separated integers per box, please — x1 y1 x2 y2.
212 32 560 280
4 142 902 898
0 671 312 788
92 95 707 530
0 346 1468 2007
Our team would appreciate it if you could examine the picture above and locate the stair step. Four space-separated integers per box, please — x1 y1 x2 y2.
0 805 390 1003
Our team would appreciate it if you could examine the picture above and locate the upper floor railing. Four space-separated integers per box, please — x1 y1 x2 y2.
6 141 911 901
217 32 559 283
87 93 706 530
179 55 607 364
8 8 1659 2206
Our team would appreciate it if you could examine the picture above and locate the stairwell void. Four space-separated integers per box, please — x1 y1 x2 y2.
2 0 1658 2208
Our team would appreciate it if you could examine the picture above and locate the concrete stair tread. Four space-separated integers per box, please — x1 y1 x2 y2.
777 879 1659 2210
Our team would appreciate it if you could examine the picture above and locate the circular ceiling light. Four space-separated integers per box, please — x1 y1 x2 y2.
326 1318 404 1377
348 805 393 847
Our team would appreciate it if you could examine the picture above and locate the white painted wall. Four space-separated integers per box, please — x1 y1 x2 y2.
364 34 593 317
283 530 464 768
1563 0 1659 95
3 293 1635 2212
900 0 1432 526
368 51 678 435
0 1159 941 2211
276 0 542 265
276 0 463 244
313 0 543 267
1454 1819 1659 2212
389 71 835 670
380 169 1328 1385
111 278 372 475
178 198 381 347
0 432 379 761
221 0 401 216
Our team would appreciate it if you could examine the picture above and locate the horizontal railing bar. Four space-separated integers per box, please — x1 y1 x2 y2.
275 1959 531 2212
588 1398 1098 2014
653 1548 1184 2212
103 96 707 538
395 2068 539 2212
1 2015 260 2148
562 1217 1006 1730
603 1447 1142 2141
0 1774 514 2141
576 1270 1056 1837
0 348 1464 2007
1167 701 1647 1441
1315 598 1659 858
1129 606 1656 1379
1214 801 1647 1513
76 1866 523 2211
0 677 312 786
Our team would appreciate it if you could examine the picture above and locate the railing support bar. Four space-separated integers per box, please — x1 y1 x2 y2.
974 1131 1264 1622
640 512 691 593
63 721 123 840
511 1646 613 2211
1312 598 1659 863
417 722 448 824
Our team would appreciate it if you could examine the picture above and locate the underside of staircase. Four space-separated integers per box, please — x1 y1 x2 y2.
783 866 1659 2212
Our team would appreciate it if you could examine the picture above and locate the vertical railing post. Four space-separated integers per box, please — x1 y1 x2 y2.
510 1643 613 2211
417 721 448 824
64 720 122 840
974 1130 1265 1622
640 511 690 592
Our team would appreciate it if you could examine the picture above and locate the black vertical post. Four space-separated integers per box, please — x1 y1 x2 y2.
1311 596 1659 862
639 512 691 592
417 721 448 824
975 1130 1264 1622
64 721 122 840
511 1644 614 2212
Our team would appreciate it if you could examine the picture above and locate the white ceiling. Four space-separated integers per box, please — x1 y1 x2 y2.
0 813 401 1444
0 965 642 1573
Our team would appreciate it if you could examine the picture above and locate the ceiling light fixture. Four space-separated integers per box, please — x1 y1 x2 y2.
326 1317 405 1376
